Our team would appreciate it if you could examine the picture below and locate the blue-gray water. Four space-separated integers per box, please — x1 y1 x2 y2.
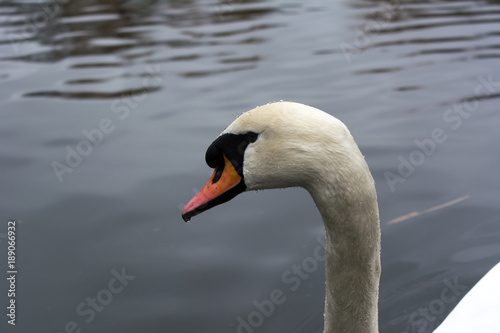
1 1 499 332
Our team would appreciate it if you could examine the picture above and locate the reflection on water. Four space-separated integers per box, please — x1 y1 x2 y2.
0 1 499 333
1 0 279 100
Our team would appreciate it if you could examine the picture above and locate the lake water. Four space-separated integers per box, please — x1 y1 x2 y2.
1 1 499 332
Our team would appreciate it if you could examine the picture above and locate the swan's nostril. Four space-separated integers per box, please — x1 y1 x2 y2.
212 164 224 184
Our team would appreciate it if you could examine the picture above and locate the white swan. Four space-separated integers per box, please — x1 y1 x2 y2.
181 101 500 333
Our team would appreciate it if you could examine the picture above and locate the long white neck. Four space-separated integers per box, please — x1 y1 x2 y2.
306 147 381 333
229 102 381 331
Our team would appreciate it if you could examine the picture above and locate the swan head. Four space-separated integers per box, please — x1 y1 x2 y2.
182 101 360 222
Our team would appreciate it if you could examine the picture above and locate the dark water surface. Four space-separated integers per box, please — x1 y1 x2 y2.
1 1 499 332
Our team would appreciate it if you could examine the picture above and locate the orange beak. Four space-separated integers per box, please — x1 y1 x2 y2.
182 155 243 222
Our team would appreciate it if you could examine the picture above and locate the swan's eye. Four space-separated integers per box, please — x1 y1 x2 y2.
212 165 224 184
246 132 258 143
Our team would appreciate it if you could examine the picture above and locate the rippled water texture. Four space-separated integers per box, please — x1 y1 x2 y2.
1 1 499 332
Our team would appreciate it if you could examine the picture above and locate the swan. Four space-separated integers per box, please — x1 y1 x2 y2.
181 101 500 332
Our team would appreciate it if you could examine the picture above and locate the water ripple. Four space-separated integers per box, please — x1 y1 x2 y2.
24 85 161 100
